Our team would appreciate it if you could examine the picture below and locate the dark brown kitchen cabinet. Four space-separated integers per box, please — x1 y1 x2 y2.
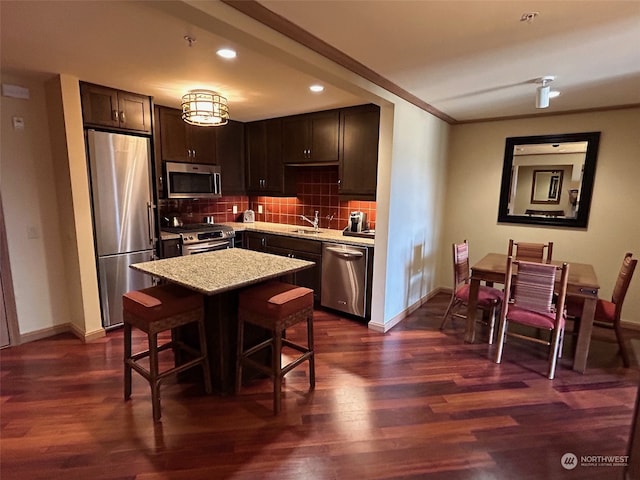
243 232 322 303
245 119 285 195
160 238 181 258
80 82 151 133
338 104 380 199
216 120 245 195
282 110 340 164
156 106 216 164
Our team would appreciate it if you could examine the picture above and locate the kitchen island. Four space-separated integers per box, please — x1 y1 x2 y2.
131 248 314 393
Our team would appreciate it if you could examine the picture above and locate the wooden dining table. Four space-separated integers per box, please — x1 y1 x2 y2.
465 253 600 373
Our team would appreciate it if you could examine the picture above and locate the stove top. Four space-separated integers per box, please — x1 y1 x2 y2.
163 223 232 234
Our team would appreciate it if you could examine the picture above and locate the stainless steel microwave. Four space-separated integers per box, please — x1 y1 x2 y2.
164 161 221 199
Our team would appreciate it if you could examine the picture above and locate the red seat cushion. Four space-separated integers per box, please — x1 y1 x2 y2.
456 284 503 307
506 305 562 330
239 281 313 319
566 296 616 323
123 284 203 322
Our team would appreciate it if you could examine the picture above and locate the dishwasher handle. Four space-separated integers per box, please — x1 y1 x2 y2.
324 245 364 259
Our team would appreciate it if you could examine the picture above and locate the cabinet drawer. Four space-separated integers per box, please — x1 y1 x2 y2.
266 234 322 254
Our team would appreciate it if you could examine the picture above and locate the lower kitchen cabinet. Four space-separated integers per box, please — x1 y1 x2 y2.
243 232 322 303
161 238 181 258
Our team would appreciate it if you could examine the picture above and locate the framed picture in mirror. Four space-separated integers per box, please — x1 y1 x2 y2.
497 132 600 228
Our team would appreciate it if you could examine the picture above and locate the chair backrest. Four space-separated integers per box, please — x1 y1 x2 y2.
612 252 637 315
452 240 470 287
508 239 553 263
503 257 569 317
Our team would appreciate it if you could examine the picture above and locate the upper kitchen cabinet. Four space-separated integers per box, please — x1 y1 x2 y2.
338 104 380 199
156 106 216 164
246 118 289 195
80 82 151 134
216 120 245 195
282 110 340 164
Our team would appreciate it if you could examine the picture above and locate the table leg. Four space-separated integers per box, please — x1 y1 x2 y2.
465 278 480 343
573 296 596 373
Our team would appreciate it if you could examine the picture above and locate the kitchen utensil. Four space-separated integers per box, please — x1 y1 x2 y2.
203 216 215 224
162 214 183 228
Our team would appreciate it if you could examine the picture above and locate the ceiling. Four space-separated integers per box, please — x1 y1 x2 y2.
1 1 639 124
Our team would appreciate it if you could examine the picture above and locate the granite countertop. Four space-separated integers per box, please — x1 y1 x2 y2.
224 221 375 247
131 248 314 295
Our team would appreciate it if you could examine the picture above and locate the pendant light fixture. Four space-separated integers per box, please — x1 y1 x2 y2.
181 90 229 126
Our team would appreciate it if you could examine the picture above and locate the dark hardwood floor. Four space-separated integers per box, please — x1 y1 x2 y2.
1 292 638 480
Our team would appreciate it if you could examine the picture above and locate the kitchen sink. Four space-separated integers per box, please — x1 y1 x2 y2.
291 228 323 235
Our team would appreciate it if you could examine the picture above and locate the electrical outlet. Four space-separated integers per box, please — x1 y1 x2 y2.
258 205 263 214
232 205 238 214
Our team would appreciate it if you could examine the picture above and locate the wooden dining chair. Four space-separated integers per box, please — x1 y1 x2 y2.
440 240 503 343
508 239 553 263
566 252 637 367
494 257 570 379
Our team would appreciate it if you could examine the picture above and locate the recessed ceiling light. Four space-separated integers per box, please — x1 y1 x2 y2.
309 84 324 93
216 48 237 59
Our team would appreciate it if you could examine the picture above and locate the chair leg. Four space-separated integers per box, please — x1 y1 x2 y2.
494 319 508 364
614 322 631 368
487 305 497 345
273 331 283 415
148 332 162 422
548 327 563 380
307 314 316 390
124 323 132 401
440 295 458 330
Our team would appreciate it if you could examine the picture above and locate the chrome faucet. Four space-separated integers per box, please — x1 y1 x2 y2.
300 210 319 232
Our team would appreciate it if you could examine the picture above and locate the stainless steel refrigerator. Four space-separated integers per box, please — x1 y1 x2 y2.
87 130 156 329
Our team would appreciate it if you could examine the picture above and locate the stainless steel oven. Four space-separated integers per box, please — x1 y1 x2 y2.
162 223 235 256
182 237 233 255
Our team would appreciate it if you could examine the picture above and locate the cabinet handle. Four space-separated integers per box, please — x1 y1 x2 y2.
187 149 192 158
192 149 196 158
120 111 125 123
112 110 119 121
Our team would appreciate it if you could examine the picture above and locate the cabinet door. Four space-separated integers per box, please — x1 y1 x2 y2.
188 124 217 164
290 251 322 303
158 107 190 162
80 83 119 129
245 119 283 194
282 116 308 163
244 232 268 251
161 238 181 258
339 105 380 199
216 120 245 195
309 110 339 163
118 91 151 133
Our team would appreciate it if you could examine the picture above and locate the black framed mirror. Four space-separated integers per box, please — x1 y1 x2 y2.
497 132 600 228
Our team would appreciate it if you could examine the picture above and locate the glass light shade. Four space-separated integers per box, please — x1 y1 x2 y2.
181 90 229 126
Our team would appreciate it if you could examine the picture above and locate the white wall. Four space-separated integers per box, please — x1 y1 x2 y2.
440 107 640 324
0 73 71 335
369 102 449 330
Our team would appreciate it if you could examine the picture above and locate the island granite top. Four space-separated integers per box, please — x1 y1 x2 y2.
130 248 314 295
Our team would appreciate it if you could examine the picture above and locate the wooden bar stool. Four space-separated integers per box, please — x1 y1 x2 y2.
123 284 212 422
236 281 315 415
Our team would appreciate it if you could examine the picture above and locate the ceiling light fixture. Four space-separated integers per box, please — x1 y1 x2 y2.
309 84 324 93
216 48 237 59
181 90 229 127
535 76 555 109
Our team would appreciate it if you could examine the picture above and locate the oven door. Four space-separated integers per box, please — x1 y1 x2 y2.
182 239 233 255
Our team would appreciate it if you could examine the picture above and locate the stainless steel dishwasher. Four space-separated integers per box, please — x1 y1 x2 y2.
321 243 369 317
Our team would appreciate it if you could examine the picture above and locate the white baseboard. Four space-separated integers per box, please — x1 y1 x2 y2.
18 322 105 345
368 287 445 333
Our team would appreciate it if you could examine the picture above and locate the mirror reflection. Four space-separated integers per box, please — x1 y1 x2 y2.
498 132 600 228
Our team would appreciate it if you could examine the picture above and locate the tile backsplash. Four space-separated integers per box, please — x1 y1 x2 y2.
159 166 376 231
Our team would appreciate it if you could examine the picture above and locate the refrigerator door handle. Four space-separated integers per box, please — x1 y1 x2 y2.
147 202 154 246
